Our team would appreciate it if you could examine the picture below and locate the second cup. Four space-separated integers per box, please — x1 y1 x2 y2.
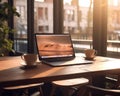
21 54 37 66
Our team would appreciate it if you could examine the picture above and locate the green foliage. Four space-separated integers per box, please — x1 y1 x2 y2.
0 0 20 56
0 1 20 23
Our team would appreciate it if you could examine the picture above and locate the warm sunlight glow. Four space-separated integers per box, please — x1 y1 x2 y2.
113 0 118 6
79 0 91 7
64 0 72 5
35 0 44 2
64 0 91 7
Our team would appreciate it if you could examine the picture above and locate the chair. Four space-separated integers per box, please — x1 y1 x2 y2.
50 78 89 96
86 76 120 96
87 85 120 96
2 51 44 96
3 83 44 96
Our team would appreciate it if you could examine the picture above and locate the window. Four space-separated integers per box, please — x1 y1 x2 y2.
107 0 120 57
63 0 93 53
14 0 27 53
34 0 53 33
12 0 120 58
16 6 25 20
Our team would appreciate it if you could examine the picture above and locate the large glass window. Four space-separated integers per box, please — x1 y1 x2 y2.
14 0 53 53
34 0 53 33
13 0 120 58
63 0 93 53
107 0 120 57
14 0 27 53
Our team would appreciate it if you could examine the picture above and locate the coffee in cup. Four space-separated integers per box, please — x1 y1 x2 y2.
85 49 97 60
21 54 37 66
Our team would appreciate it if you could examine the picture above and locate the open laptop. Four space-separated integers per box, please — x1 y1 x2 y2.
35 33 93 66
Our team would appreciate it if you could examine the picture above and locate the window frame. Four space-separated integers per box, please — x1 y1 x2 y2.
10 0 108 56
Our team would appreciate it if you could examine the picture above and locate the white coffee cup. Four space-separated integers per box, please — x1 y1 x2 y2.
21 54 37 66
85 49 97 59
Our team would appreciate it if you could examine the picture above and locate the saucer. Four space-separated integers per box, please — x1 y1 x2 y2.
84 57 95 61
20 62 37 69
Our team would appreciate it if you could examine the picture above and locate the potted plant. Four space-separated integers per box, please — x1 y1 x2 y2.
0 0 20 56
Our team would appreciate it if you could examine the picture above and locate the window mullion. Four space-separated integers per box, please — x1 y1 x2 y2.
27 0 34 53
93 0 107 56
53 0 63 34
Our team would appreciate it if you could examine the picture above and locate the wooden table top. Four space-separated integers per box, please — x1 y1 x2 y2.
0 53 120 87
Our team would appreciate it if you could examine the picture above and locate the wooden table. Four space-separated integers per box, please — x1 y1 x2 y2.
0 53 120 88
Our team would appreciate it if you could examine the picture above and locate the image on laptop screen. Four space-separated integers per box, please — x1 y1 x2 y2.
35 34 75 59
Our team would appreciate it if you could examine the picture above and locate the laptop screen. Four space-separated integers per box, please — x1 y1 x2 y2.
35 33 75 60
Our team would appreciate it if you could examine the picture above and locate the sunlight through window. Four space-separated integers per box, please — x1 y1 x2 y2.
113 0 118 6
35 0 44 2
79 0 91 7
64 0 72 5
64 0 92 7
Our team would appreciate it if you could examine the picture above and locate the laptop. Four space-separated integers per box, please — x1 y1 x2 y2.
35 33 93 66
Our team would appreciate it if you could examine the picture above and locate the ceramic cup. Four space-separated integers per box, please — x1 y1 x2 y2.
85 49 97 60
21 54 37 66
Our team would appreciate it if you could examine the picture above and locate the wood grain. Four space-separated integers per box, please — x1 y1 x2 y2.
0 54 120 87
